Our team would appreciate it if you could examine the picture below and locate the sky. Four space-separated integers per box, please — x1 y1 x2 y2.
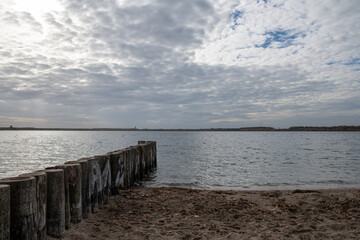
0 0 359 129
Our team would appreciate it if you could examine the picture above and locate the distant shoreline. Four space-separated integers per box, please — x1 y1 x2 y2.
1 126 360 131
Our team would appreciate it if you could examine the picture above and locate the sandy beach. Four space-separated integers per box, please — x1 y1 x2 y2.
47 187 360 240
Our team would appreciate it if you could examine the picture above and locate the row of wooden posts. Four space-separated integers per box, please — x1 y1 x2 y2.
0 141 157 239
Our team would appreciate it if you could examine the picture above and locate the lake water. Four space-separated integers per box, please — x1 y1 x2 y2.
0 131 359 190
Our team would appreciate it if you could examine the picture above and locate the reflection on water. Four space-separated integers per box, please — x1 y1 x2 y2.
0 131 359 190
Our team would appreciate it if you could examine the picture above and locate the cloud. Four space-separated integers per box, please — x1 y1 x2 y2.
0 0 359 128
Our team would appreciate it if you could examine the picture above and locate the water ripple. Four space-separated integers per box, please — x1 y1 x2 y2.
1 131 360 190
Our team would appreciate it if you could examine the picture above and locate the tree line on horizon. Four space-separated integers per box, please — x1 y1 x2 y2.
1 125 360 131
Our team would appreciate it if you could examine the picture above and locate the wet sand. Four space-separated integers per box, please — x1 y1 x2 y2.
48 187 360 240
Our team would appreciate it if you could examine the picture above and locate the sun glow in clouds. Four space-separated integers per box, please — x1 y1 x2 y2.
13 0 63 19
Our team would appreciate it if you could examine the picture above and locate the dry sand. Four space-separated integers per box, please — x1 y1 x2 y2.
48 187 360 240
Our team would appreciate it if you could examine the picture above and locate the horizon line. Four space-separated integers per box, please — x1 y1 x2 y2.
1 125 360 131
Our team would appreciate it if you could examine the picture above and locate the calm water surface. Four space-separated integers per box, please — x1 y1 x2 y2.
0 131 359 190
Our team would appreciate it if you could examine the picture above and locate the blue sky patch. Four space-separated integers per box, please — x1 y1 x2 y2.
327 58 360 67
344 58 360 66
256 30 304 49
273 3 284 8
326 61 338 66
230 10 244 30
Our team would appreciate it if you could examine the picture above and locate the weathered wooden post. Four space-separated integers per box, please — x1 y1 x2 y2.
132 146 141 182
47 166 70 230
128 147 134 184
0 176 37 240
87 157 101 212
77 158 91 217
107 150 118 194
95 155 111 204
66 158 91 218
138 143 146 179
104 155 111 200
141 141 157 173
108 150 125 194
63 164 82 223
136 144 143 178
145 144 151 175
147 142 154 171
129 148 135 186
19 171 47 239
45 169 65 238
117 150 126 189
123 148 133 188
151 141 157 168
53 163 82 225
122 149 128 188
0 184 10 240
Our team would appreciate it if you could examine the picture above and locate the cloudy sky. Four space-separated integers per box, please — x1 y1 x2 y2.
0 0 359 128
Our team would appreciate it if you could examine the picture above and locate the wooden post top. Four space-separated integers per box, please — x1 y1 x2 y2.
0 176 35 183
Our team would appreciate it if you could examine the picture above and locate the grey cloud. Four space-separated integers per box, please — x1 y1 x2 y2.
0 50 12 58
2 11 20 25
1 11 43 31
0 65 32 75
83 63 113 74
62 0 216 54
10 89 44 99
0 0 359 128
2 51 336 127
20 12 43 30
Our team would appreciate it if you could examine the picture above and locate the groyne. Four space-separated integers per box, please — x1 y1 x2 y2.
0 140 157 239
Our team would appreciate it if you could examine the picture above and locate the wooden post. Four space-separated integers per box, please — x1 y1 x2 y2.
87 157 101 212
138 141 148 177
136 141 157 175
77 159 91 217
151 141 157 168
122 149 128 188
19 172 47 240
129 148 135 186
0 184 10 240
0 177 37 240
44 169 65 238
108 151 125 195
47 166 70 230
63 164 82 223
137 144 144 181
132 146 141 182
148 142 154 170
117 151 126 189
95 155 111 205
104 155 111 201
139 144 146 179
128 147 134 184
145 144 151 175
66 159 91 218
123 148 132 188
